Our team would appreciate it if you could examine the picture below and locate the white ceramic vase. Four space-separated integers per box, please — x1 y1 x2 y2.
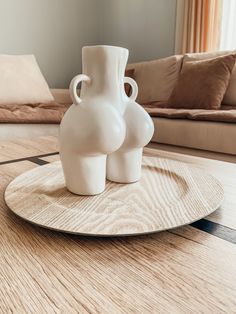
106 78 154 183
59 45 154 195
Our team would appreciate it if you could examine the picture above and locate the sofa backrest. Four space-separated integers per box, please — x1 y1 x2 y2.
51 89 72 104
127 55 183 105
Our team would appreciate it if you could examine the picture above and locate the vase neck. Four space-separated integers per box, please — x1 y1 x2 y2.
80 46 129 106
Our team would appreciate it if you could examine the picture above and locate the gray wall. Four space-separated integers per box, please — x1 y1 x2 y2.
100 0 177 63
0 0 177 88
0 0 100 88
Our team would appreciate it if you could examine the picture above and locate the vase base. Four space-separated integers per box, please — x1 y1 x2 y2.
106 148 143 183
60 152 107 196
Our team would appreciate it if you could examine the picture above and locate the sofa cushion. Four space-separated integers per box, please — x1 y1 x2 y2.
128 55 183 104
184 50 236 106
143 103 236 123
151 117 236 155
167 54 236 110
0 55 54 105
0 102 70 124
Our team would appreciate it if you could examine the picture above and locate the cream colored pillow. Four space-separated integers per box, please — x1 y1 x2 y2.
184 51 236 106
0 55 54 105
128 55 183 104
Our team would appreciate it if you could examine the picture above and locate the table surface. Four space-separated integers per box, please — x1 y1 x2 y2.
0 136 236 313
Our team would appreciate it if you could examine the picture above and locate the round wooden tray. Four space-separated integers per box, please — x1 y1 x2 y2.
5 156 224 237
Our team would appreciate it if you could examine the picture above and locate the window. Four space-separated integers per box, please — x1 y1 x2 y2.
220 0 236 50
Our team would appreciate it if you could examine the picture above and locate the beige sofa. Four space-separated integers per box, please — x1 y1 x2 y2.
128 51 236 156
2 52 236 157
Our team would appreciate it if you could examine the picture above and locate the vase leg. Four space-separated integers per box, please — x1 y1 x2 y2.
106 148 143 183
60 151 107 195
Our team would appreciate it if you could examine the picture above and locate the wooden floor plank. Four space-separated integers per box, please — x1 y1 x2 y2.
40 154 59 163
0 136 58 162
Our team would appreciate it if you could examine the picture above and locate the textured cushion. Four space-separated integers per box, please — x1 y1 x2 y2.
0 55 54 105
184 50 236 106
143 104 236 123
128 55 183 104
167 54 236 110
0 102 69 124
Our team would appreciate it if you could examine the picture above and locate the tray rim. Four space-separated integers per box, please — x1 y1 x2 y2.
4 157 224 237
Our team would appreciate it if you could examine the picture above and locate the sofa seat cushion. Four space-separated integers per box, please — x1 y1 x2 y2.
151 117 236 155
143 104 236 123
0 102 70 124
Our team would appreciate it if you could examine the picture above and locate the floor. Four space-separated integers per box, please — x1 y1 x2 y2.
148 142 236 164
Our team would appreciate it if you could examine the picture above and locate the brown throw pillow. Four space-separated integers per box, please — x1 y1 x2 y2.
184 50 236 106
167 54 236 110
124 68 135 96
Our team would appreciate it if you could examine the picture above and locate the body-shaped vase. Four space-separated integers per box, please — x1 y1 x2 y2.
106 77 154 183
60 45 154 195
59 46 127 195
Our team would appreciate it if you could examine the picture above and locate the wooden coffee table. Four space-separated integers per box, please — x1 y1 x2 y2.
0 136 236 313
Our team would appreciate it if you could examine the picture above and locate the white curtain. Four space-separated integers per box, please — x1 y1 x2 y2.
220 0 236 50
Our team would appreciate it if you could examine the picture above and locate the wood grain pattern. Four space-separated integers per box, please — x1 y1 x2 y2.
5 156 223 236
0 137 236 313
38 138 236 230
145 147 236 230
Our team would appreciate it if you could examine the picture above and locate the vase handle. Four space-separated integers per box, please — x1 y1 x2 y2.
124 77 138 101
69 74 91 104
